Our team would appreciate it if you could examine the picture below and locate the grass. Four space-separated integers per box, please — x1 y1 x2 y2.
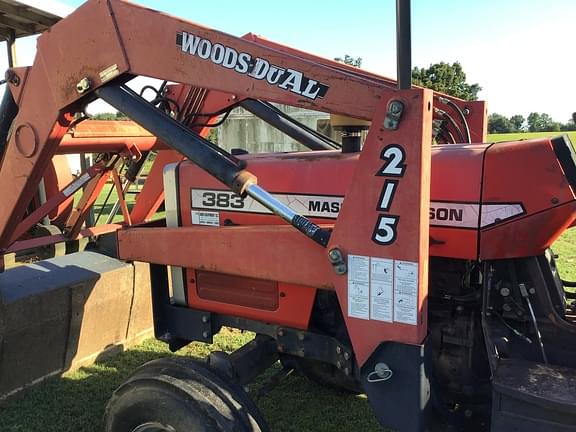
488 130 576 143
92 182 164 224
551 228 576 281
1 131 575 431
0 331 380 432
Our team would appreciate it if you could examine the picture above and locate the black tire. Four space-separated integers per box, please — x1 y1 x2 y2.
105 357 268 432
280 355 362 394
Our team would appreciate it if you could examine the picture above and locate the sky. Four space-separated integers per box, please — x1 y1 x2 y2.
5 0 576 122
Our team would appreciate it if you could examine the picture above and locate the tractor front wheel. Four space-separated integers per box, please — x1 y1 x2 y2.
104 357 268 432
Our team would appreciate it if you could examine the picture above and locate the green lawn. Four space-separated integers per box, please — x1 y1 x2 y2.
551 228 576 281
488 130 576 143
0 331 380 432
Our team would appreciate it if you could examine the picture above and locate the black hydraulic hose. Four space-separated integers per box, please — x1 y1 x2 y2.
0 87 18 163
438 96 471 143
259 101 341 149
240 99 337 151
435 107 466 143
437 125 455 144
189 110 232 128
95 84 249 194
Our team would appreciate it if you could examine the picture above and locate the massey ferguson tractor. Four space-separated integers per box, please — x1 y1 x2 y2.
0 0 575 430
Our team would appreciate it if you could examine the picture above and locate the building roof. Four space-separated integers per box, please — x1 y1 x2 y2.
0 0 74 40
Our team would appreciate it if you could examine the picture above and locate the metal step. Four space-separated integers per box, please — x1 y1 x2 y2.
492 358 576 431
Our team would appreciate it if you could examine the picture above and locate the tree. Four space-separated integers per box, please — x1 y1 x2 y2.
527 112 557 132
334 55 362 68
412 62 481 101
488 113 513 133
509 114 525 131
561 118 576 131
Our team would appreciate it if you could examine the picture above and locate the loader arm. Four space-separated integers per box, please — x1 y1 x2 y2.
0 0 437 363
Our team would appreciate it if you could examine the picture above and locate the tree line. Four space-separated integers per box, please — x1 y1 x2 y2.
488 112 576 134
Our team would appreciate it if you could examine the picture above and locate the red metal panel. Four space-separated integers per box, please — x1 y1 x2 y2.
189 273 315 329
58 120 165 154
68 120 153 138
36 0 129 108
482 138 574 214
431 144 487 200
462 100 487 143
195 271 279 311
328 88 433 365
43 155 74 226
57 135 165 154
5 224 121 255
117 225 335 289
429 144 486 258
179 144 487 262
479 138 576 258
177 151 358 228
481 203 576 259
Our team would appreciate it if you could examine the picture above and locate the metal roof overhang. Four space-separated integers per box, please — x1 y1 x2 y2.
0 0 74 66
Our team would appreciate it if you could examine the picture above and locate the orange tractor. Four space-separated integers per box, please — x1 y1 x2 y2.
0 0 575 430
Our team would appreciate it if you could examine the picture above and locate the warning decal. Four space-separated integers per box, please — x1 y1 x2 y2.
347 255 370 320
191 210 220 226
393 260 419 325
347 255 419 326
370 258 394 322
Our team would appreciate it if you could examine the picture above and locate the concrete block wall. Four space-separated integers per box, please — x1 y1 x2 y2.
0 252 153 398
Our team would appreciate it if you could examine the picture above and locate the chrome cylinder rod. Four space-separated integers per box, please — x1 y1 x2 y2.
246 184 330 247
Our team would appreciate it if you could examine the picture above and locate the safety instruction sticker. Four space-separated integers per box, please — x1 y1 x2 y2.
191 210 220 226
370 258 394 322
347 255 370 320
393 260 418 325
347 255 419 325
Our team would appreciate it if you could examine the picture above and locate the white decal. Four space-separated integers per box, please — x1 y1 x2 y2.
480 204 524 228
372 215 399 245
62 172 91 198
430 202 479 228
191 189 523 228
191 189 342 219
347 255 370 320
430 202 525 228
177 32 329 100
370 258 394 322
378 144 406 177
99 64 119 83
393 260 419 325
347 256 418 325
191 210 220 226
373 143 406 246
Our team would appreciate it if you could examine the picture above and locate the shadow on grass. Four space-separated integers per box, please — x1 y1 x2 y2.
0 335 381 432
